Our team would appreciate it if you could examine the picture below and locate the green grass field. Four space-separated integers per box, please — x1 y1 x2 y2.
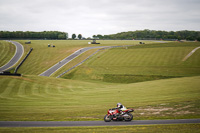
0 40 200 132
63 42 200 83
0 75 199 121
0 41 16 67
15 40 156 76
0 124 199 133
16 40 89 75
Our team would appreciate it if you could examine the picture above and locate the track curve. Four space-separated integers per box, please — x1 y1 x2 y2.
0 41 24 72
39 45 135 77
39 46 109 77
0 119 199 127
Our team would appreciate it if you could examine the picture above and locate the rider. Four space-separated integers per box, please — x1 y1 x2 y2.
116 103 127 115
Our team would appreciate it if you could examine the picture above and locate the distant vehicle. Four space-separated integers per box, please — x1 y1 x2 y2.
25 41 31 44
91 39 100 44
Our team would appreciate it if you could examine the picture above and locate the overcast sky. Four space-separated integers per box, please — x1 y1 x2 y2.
0 0 200 37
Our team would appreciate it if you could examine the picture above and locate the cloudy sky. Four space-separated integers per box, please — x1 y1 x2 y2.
0 0 200 37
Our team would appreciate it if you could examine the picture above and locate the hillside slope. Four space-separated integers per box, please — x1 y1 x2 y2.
0 75 199 121
16 40 153 76
63 42 200 83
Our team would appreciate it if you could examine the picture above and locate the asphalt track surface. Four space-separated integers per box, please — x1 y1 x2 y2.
0 119 199 127
0 41 24 72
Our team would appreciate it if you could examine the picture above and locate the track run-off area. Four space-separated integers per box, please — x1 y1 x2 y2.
0 119 199 127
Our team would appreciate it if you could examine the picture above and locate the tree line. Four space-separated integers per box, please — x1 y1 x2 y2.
0 31 67 39
93 29 200 41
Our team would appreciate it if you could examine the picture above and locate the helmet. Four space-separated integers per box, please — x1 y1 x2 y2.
117 103 122 108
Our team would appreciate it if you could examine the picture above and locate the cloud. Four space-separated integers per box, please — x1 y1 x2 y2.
0 0 200 37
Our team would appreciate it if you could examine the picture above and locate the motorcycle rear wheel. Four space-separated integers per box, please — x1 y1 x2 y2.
124 113 133 121
104 114 111 122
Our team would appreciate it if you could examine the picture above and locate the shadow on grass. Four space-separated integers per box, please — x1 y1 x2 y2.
103 74 182 83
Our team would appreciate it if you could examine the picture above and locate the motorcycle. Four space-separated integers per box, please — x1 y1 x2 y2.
104 108 134 122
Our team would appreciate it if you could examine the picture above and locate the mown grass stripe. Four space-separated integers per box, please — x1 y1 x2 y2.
0 79 16 99
0 42 7 64
0 41 16 67
31 83 47 98
44 83 61 96
0 78 11 95
17 80 34 99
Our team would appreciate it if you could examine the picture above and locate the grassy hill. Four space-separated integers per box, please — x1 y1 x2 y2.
16 40 89 75
0 40 199 122
15 40 157 76
0 75 199 121
0 41 16 67
62 42 200 83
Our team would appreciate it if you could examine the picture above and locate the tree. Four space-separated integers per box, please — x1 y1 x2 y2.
72 34 76 39
58 34 66 39
78 34 82 39
96 34 103 39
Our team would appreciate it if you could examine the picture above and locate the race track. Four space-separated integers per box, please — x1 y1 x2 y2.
0 41 24 72
39 46 109 77
40 45 134 77
0 119 199 127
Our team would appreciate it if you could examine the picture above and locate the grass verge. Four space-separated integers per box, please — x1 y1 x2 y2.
0 41 16 67
0 124 199 133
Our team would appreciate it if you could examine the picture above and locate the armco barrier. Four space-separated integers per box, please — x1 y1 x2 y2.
14 48 33 73
0 71 21 76
56 49 101 78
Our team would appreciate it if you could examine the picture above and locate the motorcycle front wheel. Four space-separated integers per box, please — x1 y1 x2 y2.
104 114 111 122
124 113 133 121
